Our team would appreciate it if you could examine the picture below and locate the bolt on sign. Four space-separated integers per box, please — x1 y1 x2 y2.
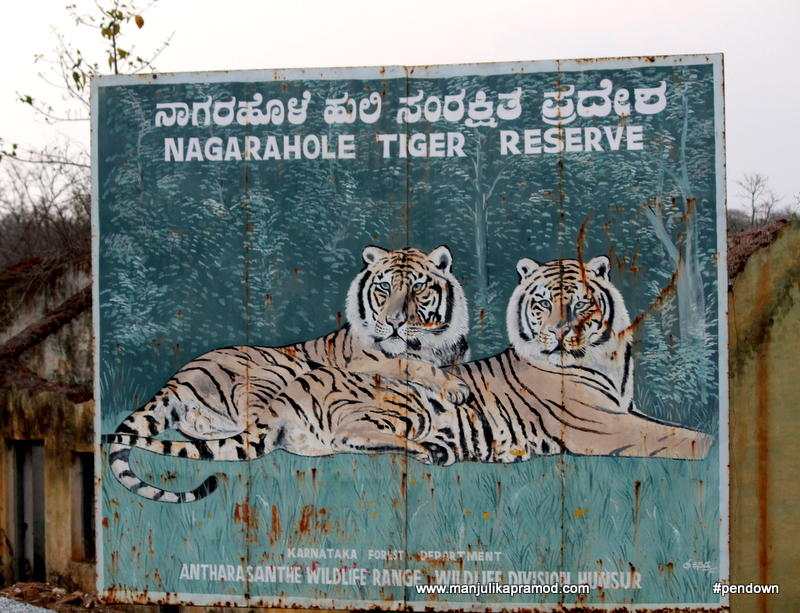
92 55 728 610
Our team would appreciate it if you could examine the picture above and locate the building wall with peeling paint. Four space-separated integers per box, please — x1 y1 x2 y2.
0 262 95 591
0 391 96 591
0 262 93 383
730 221 800 612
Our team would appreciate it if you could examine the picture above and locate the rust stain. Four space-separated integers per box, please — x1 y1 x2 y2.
629 247 641 274
633 479 641 547
658 561 675 579
269 504 282 545
755 260 771 604
298 504 315 533
631 268 679 331
233 502 260 542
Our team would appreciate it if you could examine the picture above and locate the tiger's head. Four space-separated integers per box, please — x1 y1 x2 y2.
507 256 632 373
346 245 469 365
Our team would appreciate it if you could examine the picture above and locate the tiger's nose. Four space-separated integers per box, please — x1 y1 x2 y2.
387 314 406 329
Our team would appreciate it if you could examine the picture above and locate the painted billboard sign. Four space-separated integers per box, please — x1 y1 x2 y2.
92 55 727 610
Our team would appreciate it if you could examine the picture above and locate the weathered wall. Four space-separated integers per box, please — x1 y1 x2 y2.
4 221 800 611
729 222 800 612
0 389 95 591
0 261 92 383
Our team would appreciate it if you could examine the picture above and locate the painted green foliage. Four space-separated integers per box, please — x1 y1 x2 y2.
96 59 723 607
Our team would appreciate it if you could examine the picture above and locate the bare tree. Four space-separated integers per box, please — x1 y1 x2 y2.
759 189 782 225
1 0 170 166
0 1 170 400
0 152 90 269
736 172 770 228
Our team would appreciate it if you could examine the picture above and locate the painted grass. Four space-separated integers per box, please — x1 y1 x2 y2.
102 442 721 607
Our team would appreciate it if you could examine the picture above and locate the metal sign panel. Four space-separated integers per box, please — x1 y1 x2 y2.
92 55 727 610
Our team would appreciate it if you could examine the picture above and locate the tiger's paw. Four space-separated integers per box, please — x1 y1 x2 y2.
442 376 470 404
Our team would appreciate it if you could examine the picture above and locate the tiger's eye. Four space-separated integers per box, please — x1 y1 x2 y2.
411 280 426 292
375 281 391 292
537 299 552 310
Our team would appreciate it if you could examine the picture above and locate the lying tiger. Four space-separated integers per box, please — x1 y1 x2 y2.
105 245 471 502
107 255 713 503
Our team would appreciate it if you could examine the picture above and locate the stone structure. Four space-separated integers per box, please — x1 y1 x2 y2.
0 259 94 591
729 221 800 612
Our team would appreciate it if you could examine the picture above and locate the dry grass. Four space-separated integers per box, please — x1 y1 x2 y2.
727 219 790 290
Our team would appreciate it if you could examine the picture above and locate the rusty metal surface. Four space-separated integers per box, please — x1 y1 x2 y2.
91 55 727 611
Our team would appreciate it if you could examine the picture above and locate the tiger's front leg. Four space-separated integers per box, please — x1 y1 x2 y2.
329 428 435 464
347 357 470 404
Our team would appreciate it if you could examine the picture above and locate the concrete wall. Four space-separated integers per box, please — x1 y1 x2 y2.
0 262 95 591
729 222 800 612
0 262 92 384
0 390 95 591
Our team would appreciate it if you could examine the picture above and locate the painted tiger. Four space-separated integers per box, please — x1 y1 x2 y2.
105 245 471 502
506 255 635 413
233 255 711 465
107 255 713 503
427 255 713 462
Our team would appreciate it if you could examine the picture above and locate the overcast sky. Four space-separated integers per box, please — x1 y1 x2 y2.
2 0 798 211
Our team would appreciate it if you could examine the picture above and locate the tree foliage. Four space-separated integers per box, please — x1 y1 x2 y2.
0 1 170 399
1 0 170 165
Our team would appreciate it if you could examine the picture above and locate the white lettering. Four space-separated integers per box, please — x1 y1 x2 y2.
627 125 644 150
524 129 542 154
543 127 563 153
185 137 203 161
408 133 426 157
244 136 261 160
302 135 320 159
164 138 183 162
377 133 397 158
204 137 223 161
338 135 356 159
500 130 521 155
283 135 301 160
447 132 465 157
224 137 241 161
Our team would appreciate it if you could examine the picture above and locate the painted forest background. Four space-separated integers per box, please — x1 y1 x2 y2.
98 64 720 434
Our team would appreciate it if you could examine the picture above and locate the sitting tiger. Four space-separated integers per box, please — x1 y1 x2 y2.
108 255 713 503
430 255 713 462
507 255 635 413
105 245 470 502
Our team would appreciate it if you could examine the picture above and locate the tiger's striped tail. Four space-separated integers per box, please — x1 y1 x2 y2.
107 443 218 503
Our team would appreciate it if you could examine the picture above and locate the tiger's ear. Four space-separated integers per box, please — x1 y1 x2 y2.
587 256 611 281
516 258 540 280
362 246 389 266
428 245 453 273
